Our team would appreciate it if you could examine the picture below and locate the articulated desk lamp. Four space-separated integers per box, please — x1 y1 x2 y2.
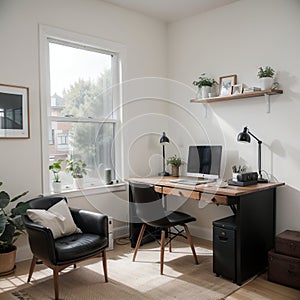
158 132 170 176
237 126 268 183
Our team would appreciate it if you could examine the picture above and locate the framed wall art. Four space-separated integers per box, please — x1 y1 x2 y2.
219 74 237 96
0 83 30 138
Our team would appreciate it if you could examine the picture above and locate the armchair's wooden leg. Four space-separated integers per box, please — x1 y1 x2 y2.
53 268 59 300
168 227 172 252
132 224 146 262
160 229 166 275
27 256 37 283
102 250 108 282
73 264 77 268
184 224 199 265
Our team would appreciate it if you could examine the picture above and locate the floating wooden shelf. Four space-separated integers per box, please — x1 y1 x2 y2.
190 89 283 103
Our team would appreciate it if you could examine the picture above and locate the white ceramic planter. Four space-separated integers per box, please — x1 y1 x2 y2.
52 181 62 193
201 86 212 99
74 177 84 189
259 77 273 90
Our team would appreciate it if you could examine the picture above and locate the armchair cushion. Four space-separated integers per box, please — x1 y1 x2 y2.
27 200 81 239
55 233 107 263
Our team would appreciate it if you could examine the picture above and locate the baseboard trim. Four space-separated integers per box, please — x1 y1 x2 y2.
113 225 129 239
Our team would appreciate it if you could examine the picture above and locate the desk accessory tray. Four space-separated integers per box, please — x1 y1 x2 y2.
228 179 257 186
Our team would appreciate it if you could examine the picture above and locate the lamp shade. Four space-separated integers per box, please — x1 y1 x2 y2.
237 127 251 143
160 132 169 145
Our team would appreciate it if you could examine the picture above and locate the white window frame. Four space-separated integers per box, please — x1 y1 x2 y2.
39 25 125 195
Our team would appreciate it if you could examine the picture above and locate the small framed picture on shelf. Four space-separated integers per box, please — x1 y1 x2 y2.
219 74 237 96
232 84 243 95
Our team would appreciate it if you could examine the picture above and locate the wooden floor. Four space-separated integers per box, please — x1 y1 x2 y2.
0 237 299 300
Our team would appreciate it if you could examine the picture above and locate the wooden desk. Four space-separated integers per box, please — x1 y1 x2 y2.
128 176 284 285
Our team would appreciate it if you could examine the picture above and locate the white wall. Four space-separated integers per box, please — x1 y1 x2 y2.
167 0 300 238
0 0 168 261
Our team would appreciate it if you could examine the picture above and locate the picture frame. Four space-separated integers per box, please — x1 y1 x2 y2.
219 74 237 96
232 84 243 95
0 83 30 138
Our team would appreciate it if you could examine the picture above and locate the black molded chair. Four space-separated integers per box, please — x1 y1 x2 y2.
22 195 108 300
130 182 198 274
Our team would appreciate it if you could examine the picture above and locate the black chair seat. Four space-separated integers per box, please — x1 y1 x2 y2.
166 211 196 226
55 233 108 263
147 211 196 228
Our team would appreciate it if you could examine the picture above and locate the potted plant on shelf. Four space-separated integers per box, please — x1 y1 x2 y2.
167 155 182 177
193 73 218 99
66 159 87 189
49 159 64 193
0 182 29 275
257 66 275 90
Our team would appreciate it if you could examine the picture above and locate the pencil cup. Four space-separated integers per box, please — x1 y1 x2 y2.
232 173 239 182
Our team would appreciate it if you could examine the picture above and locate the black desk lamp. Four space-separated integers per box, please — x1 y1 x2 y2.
158 132 170 176
237 126 268 183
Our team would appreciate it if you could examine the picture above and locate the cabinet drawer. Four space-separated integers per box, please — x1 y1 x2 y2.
154 186 163 194
163 187 200 200
161 187 228 205
200 193 228 205
212 195 228 205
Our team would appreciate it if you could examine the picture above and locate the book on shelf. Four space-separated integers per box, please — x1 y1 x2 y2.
243 87 261 93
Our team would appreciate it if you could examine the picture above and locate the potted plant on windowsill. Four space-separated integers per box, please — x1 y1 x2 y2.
0 182 29 275
167 155 182 177
66 159 87 189
193 73 218 99
49 159 64 193
257 66 275 90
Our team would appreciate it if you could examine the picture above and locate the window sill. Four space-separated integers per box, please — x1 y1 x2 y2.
47 182 127 198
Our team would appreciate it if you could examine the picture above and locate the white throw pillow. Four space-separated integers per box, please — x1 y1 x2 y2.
27 200 81 239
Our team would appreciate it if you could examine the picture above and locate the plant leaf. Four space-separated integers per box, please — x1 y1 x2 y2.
11 202 30 216
10 191 29 202
0 213 7 236
0 191 10 209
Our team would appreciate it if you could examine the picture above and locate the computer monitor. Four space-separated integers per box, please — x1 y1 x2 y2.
187 145 222 179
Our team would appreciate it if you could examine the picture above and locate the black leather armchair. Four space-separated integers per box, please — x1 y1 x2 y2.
22 195 108 300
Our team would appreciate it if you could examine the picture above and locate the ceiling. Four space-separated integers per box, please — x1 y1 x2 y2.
101 0 238 23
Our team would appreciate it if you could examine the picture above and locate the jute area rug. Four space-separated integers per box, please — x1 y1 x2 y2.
8 239 239 300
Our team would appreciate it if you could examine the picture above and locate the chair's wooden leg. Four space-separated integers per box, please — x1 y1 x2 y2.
184 224 199 265
160 229 166 275
27 256 37 283
53 267 59 300
132 224 146 262
73 264 77 268
102 250 108 282
168 227 172 252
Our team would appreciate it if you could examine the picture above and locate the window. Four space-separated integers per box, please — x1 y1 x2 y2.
40 26 123 193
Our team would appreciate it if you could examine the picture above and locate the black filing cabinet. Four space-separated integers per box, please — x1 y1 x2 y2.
213 215 237 282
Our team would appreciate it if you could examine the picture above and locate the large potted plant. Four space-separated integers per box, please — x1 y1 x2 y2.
0 182 29 275
257 66 275 90
193 73 218 99
49 159 64 193
66 159 87 189
167 155 182 177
